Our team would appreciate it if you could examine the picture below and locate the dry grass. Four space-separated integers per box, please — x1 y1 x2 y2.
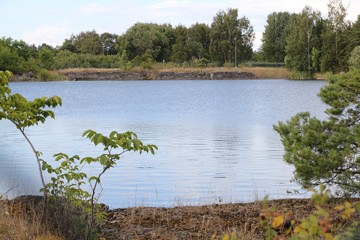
1 195 359 240
99 198 360 240
0 196 63 240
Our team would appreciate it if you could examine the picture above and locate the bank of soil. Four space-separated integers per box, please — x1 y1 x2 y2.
99 198 360 240
59 69 257 81
10 67 291 81
2 196 359 239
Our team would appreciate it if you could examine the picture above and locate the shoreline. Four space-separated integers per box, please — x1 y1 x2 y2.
4 195 359 239
10 67 292 82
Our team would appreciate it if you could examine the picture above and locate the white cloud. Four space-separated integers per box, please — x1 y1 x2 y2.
148 0 223 25
79 3 109 15
22 24 70 47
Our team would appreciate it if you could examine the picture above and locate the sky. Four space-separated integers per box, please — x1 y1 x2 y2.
1 0 359 50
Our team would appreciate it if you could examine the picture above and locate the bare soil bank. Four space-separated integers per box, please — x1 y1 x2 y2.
99 198 360 240
56 67 290 81
2 196 359 239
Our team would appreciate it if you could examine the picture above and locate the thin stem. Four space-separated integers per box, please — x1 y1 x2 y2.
17 126 47 219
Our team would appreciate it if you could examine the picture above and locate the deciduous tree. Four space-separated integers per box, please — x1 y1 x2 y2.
285 6 323 76
261 12 294 62
210 8 254 66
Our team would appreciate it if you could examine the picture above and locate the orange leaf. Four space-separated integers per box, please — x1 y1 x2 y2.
272 215 284 229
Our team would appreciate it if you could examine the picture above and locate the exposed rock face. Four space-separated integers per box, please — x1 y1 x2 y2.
62 70 256 81
10 70 257 81
11 72 37 82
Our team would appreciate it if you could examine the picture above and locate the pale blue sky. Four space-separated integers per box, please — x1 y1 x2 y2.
1 0 359 50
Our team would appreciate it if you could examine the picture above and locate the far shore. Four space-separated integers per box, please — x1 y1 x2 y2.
11 67 296 82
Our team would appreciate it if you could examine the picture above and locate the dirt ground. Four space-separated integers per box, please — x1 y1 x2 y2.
99 198 360 240
2 196 359 240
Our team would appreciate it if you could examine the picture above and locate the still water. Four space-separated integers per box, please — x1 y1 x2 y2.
0 79 327 208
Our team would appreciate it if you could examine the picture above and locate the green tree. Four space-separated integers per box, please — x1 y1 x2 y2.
0 70 62 214
261 12 294 62
350 16 360 48
38 44 56 70
59 36 77 53
285 6 323 76
209 8 254 66
188 23 210 60
170 25 189 63
0 37 38 74
320 0 350 72
43 130 157 239
73 30 103 55
348 46 360 69
123 23 173 62
274 67 360 196
100 32 119 55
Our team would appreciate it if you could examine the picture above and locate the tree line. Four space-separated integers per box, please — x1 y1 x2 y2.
260 0 360 77
0 1 359 78
0 8 254 75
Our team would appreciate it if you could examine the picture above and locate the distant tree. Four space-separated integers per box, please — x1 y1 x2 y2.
210 8 254 66
348 46 360 69
123 23 173 62
349 16 360 49
261 12 294 62
170 25 189 63
0 46 23 73
285 6 323 76
73 30 103 55
100 32 119 55
38 44 56 70
238 16 255 63
188 23 211 60
0 37 37 74
59 36 77 53
320 0 350 72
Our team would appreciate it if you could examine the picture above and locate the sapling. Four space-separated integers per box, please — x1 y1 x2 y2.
42 129 158 239
0 70 62 218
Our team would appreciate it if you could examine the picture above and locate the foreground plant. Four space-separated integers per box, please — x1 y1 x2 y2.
42 129 157 239
0 70 157 239
274 67 360 196
0 70 62 216
260 185 360 240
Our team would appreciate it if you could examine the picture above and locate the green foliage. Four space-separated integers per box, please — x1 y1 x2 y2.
348 46 360 69
244 62 285 68
73 30 103 55
1 70 157 238
42 129 157 239
52 50 120 69
285 6 323 76
289 71 315 80
210 9 254 65
261 12 294 62
122 23 174 62
323 0 350 72
260 185 360 239
274 69 360 196
0 69 62 221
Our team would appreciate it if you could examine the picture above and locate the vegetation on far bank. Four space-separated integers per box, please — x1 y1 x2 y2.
1 0 359 80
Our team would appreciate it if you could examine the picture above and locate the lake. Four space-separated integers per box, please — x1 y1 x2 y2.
0 79 327 208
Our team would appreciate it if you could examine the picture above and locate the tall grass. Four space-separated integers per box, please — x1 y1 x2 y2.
0 195 63 240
